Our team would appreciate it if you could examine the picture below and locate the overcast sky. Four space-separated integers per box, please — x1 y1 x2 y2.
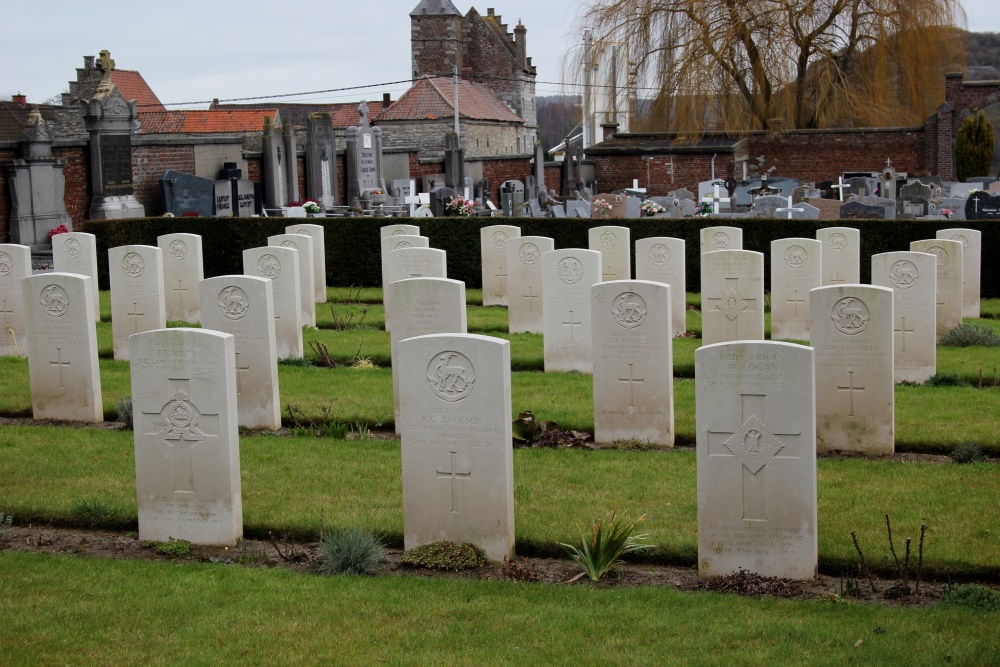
3 0 998 108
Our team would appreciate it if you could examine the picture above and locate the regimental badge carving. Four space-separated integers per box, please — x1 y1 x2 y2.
711 232 730 250
256 254 281 279
217 286 250 320
40 285 70 317
925 245 948 271
122 252 145 278
827 233 848 252
556 257 584 284
611 292 647 329
518 242 540 265
601 231 617 249
491 230 509 249
168 239 188 261
831 297 870 335
648 243 671 266
157 389 208 441
950 233 970 250
280 239 298 250
63 238 82 258
888 260 918 289
0 252 12 276
295 228 309 235
723 414 785 474
784 245 808 269
391 229 406 236
426 351 476 402
394 241 412 250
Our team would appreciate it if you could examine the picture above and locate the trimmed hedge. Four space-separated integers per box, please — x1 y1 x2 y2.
83 216 998 297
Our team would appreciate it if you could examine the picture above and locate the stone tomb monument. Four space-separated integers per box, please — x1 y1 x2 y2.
199 275 280 430
109 245 167 361
22 273 103 422
541 249 602 373
592 193 627 219
161 170 215 217
816 227 860 286
770 238 822 342
131 328 242 546
506 236 554 335
480 225 520 306
157 233 204 323
696 340 817 581
0 244 31 356
268 234 316 328
591 280 674 446
346 101 386 203
936 229 982 318
381 224 420 238
910 239 963 337
398 333 514 562
52 232 100 322
700 250 765 346
634 237 686 337
286 223 327 304
700 226 743 254
872 252 937 383
588 226 631 281
243 246 303 359
811 285 894 455
965 191 1000 220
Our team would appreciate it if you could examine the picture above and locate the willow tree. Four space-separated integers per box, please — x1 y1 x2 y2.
575 0 966 135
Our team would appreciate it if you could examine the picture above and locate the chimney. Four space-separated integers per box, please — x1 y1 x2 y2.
487 8 494 17
84 55 95 69
514 21 527 68
383 92 392 105
12 92 26 107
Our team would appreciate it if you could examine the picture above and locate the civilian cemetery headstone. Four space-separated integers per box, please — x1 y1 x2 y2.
770 239 822 342
131 328 242 545
22 273 102 421
305 112 337 207
565 200 591 218
541 249 602 373
752 195 788 218
109 245 167 361
625 196 642 218
808 198 843 221
52 232 100 322
859 196 897 220
699 226 743 254
701 250 765 345
268 234 316 328
499 180 525 217
910 239 963 336
928 198 967 220
261 116 287 209
157 233 204 323
811 285 894 455
936 229 981 318
243 246 303 359
398 333 514 561
507 236 554 334
950 183 978 198
550 204 566 218
966 191 1000 220
480 225 520 306
160 170 215 216
429 187 457 217
839 201 885 219
381 224 420 238
592 194 627 219
387 278 467 433
872 252 936 383
285 223 327 304
346 101 385 203
213 178 233 217
591 280 674 446
816 227 860 286
634 237 686 337
0 244 30 356
588 226 631 282
380 236 431 331
695 341 817 581
199 276 280 430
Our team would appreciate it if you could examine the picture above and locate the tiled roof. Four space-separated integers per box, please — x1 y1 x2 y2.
210 101 386 129
375 77 523 123
136 109 279 134
0 102 64 141
410 0 461 16
111 70 165 111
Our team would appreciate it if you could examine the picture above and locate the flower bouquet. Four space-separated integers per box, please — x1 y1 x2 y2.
940 208 953 219
445 195 476 217
640 200 665 217
48 224 69 239
302 200 322 214
592 199 613 217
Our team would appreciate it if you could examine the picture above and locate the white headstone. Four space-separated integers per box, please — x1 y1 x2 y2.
506 236 554 334
634 237 686 337
380 224 420 238
398 333 514 561
591 280 674 446
131 328 242 546
696 340 817 581
22 272 103 422
816 227 860 287
109 245 167 361
541 249 602 373
268 234 316 328
936 228 981 318
243 246 303 359
0 243 31 356
157 233 204 323
811 285 894 455
285 223 327 304
588 226 631 281
770 238 822 342
199 275 280 430
52 232 100 322
699 226 743 254
384 247 447 333
910 239 963 337
380 235 429 332
871 252 937 383
700 250 765 345
480 225 520 306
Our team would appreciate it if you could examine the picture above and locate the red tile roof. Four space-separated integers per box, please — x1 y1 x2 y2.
210 101 386 129
375 77 523 123
137 109 279 134
111 70 165 111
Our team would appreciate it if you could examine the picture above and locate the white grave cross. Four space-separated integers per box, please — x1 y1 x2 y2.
776 196 805 219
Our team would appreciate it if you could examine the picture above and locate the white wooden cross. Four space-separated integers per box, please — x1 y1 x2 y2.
713 184 731 214
830 176 848 202
776 196 805 220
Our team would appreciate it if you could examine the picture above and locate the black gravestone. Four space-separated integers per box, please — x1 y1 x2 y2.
966 191 1000 220
101 134 135 196
839 201 885 219
429 186 456 217
160 170 215 216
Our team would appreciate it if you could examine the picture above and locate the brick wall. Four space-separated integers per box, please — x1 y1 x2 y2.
132 144 196 215
592 153 737 196
0 148 16 240
54 146 90 229
480 157 533 201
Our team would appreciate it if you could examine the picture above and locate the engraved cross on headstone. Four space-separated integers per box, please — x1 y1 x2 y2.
894 317 915 352
603 264 617 281
561 310 582 343
141 379 219 493
128 302 144 334
787 290 805 320
173 280 187 309
523 286 539 313
436 451 471 514
830 270 846 284
234 352 251 397
0 299 13 319
618 363 644 411
49 347 71 389
707 277 758 339
494 265 507 293
837 369 865 418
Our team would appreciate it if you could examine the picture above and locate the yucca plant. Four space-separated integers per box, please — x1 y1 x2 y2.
560 509 655 581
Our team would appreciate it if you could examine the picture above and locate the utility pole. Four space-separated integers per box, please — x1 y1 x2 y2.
453 66 460 141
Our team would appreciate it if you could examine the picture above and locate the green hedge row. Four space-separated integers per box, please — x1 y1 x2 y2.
82 217 998 297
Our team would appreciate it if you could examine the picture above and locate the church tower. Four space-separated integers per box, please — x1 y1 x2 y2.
410 0 464 80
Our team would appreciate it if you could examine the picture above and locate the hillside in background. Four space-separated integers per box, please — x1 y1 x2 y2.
965 31 1000 80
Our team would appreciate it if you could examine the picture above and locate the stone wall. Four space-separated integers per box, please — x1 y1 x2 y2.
381 119 525 159
411 13 463 80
